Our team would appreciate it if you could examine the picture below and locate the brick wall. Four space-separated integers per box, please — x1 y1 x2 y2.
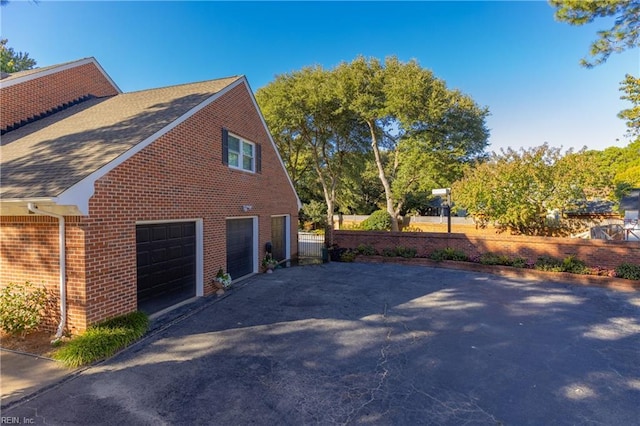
0 216 88 332
80 82 299 328
333 230 640 270
1 82 299 332
0 61 119 130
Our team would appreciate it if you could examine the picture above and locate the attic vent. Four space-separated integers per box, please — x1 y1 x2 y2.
1 94 95 135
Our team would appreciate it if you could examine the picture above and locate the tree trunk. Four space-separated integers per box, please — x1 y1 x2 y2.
367 120 399 231
325 198 334 247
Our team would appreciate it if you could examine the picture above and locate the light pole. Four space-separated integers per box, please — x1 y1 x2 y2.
432 188 451 233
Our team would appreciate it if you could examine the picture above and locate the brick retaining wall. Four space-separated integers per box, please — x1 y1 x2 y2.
333 230 640 270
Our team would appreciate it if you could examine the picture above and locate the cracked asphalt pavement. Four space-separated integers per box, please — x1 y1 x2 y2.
4 262 640 425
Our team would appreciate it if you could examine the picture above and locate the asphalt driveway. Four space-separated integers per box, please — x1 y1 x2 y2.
4 262 640 425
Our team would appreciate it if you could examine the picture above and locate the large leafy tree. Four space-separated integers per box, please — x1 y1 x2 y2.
335 151 383 215
0 39 36 73
452 144 610 236
550 0 640 68
334 56 489 230
550 1 639 162
583 140 640 201
256 66 369 238
618 73 640 137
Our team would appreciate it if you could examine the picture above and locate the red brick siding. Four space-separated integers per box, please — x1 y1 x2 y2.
80 82 299 327
333 230 640 270
2 82 298 332
0 216 88 332
0 62 118 130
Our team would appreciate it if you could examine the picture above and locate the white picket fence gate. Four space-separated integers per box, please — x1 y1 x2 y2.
298 232 325 258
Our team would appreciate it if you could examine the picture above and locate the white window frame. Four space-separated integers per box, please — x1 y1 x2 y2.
228 133 256 173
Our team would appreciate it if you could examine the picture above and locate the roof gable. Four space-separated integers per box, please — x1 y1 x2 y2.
1 59 301 215
1 76 242 205
0 57 122 93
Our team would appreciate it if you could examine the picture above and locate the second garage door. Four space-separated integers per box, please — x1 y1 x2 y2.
226 218 254 279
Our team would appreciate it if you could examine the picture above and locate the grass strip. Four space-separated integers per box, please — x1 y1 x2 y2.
53 311 149 367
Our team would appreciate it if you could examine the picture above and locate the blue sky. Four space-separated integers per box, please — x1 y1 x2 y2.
1 1 638 152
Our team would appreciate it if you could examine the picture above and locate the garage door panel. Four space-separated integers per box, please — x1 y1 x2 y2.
226 219 254 279
137 251 150 267
167 246 182 260
137 222 196 314
182 224 195 237
183 242 195 256
168 224 183 239
136 227 150 243
152 226 167 241
151 248 167 263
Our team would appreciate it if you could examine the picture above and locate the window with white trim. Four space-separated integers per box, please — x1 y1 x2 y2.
222 128 261 173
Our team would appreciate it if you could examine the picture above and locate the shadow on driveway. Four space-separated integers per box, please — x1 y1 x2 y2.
4 262 640 425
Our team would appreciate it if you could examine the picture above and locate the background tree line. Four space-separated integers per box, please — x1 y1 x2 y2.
256 54 638 237
2 1 638 237
257 0 638 237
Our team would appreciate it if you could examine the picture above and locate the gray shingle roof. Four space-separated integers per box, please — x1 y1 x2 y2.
1 76 241 199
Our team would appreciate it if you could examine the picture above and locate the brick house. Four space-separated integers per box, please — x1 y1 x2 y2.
0 57 301 335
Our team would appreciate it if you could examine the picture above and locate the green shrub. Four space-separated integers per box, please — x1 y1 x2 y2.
339 250 357 262
430 248 468 262
394 246 417 258
534 255 564 272
478 253 512 266
53 311 149 367
561 255 587 274
300 200 327 230
356 244 377 256
381 248 396 257
534 255 587 274
511 257 528 268
0 281 49 336
379 246 418 258
615 263 640 280
361 210 393 231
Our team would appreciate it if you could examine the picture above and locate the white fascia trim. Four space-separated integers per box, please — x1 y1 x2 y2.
89 57 123 94
56 78 245 215
136 219 204 297
1 197 57 204
0 57 122 93
242 78 303 210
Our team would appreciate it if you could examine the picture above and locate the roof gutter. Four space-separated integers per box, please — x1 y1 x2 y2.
27 203 66 340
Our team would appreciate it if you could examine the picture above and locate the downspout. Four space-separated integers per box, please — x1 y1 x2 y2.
27 203 66 340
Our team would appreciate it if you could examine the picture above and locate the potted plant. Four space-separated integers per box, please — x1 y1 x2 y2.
262 253 278 273
214 267 232 290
